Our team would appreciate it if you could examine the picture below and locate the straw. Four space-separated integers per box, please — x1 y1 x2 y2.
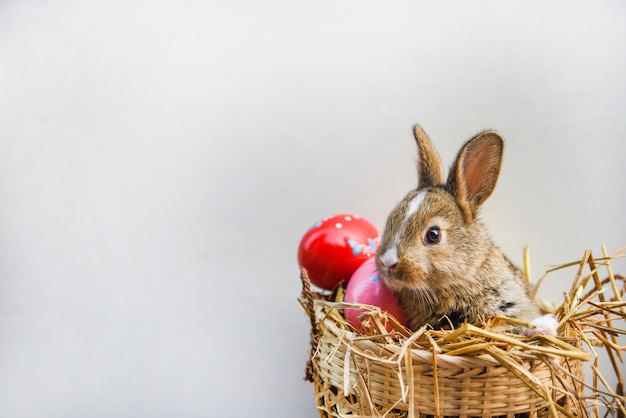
300 246 626 417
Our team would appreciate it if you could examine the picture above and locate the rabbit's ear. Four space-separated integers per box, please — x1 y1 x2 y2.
447 131 504 221
414 124 444 189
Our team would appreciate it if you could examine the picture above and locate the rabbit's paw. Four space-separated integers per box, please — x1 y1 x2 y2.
526 314 558 337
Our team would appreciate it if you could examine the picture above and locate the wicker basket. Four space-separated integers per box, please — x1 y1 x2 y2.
299 254 626 418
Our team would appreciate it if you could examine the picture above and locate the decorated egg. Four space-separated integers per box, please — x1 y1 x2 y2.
344 258 408 330
297 214 379 290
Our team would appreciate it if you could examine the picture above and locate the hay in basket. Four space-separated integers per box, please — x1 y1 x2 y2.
299 246 626 418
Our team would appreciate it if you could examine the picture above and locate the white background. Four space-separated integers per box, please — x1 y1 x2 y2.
1 1 625 417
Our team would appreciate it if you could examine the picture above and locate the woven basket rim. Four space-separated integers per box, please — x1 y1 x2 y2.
311 295 585 417
299 248 626 418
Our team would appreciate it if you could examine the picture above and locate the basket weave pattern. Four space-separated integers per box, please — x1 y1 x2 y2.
300 247 626 417
300 267 595 418
310 300 583 418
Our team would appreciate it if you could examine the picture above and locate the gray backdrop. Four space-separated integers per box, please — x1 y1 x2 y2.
1 1 625 417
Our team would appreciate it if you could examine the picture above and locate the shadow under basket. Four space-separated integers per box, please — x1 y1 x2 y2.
299 249 626 418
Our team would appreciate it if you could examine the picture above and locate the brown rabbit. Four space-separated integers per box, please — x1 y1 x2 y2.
375 124 557 336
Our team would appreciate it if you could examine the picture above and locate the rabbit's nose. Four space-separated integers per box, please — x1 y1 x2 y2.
379 247 399 274
382 263 398 277
382 260 398 272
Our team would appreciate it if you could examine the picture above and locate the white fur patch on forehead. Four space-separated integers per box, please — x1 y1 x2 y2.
405 190 427 222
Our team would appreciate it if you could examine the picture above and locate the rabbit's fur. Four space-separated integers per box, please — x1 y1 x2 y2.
375 125 556 336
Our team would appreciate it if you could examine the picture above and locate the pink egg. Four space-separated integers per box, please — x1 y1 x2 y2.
344 258 408 331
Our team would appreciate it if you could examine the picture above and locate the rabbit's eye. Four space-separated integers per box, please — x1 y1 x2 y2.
424 226 441 245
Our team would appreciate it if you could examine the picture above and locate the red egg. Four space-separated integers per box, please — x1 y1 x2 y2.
297 214 379 290
344 258 408 331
